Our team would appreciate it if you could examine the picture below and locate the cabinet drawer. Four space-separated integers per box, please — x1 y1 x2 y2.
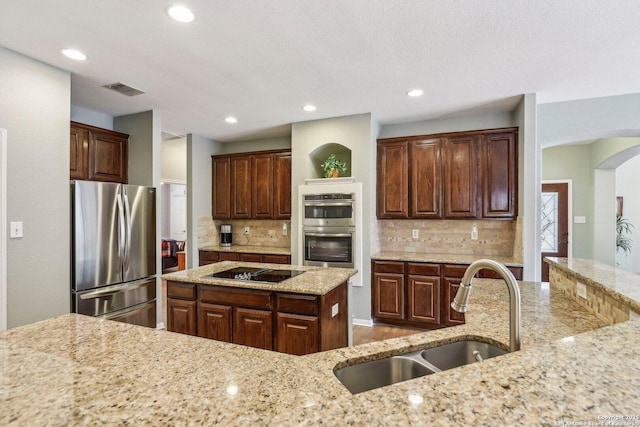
199 285 272 310
219 252 241 261
199 250 219 266
442 264 469 278
372 260 405 274
482 266 523 280
277 293 319 316
407 263 440 276
263 254 291 264
167 281 197 300
240 253 263 262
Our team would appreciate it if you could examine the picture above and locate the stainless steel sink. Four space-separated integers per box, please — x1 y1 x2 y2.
334 352 437 394
420 340 507 371
335 339 508 394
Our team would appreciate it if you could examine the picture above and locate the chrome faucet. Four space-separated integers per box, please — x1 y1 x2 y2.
450 259 521 352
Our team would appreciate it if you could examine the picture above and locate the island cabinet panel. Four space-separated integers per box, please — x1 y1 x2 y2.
219 252 241 262
262 254 291 264
276 313 319 355
240 253 263 263
376 141 409 218
197 302 232 342
443 135 478 218
167 299 197 336
199 285 272 310
212 157 231 219
481 131 518 218
410 139 442 218
198 250 290 266
70 121 128 183
233 308 273 350
318 281 348 351
273 152 292 219
231 156 252 219
199 250 219 266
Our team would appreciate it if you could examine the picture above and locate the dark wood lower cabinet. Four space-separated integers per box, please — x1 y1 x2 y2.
199 250 291 266
166 280 347 355
372 260 522 329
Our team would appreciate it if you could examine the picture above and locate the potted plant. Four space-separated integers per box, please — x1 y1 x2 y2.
321 154 347 178
616 215 634 254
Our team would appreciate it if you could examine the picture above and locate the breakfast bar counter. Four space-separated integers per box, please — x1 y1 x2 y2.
2 260 640 425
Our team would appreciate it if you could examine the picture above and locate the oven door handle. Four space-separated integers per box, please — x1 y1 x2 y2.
303 202 353 207
304 232 352 238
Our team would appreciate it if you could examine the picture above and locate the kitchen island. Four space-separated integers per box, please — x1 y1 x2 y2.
162 262 356 355
2 259 640 425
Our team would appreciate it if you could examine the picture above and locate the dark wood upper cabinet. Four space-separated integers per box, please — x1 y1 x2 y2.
481 131 518 218
231 156 252 219
411 138 442 218
70 122 128 183
377 127 517 220
376 140 409 218
212 157 231 219
274 152 292 219
443 135 478 218
251 153 274 218
212 149 291 220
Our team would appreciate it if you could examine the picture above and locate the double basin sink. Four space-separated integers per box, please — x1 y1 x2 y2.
335 339 508 394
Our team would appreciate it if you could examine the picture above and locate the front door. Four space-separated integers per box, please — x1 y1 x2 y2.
541 183 569 281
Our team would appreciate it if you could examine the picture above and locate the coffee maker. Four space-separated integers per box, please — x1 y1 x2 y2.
220 224 232 247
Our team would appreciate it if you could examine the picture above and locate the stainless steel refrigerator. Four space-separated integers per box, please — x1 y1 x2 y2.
71 180 157 328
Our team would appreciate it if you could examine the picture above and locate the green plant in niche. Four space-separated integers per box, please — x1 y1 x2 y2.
321 153 347 178
616 215 634 255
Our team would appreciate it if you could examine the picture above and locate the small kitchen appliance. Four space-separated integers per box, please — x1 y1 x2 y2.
220 224 232 247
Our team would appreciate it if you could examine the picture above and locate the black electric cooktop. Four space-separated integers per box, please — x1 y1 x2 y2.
203 267 305 283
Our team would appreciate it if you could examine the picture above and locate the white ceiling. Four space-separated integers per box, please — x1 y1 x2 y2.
1 0 639 142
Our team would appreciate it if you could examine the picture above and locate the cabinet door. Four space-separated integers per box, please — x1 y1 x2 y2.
70 126 88 180
407 275 440 324
212 157 231 219
88 130 128 183
442 278 465 326
443 135 478 218
197 302 232 342
231 156 252 218
274 152 292 219
251 153 274 218
167 298 197 335
276 312 319 355
372 272 405 320
233 308 273 350
411 139 442 218
240 253 263 263
219 252 241 262
377 141 409 218
481 131 517 218
199 250 219 266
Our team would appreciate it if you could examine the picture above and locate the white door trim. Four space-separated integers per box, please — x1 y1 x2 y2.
0 129 7 330
542 179 573 259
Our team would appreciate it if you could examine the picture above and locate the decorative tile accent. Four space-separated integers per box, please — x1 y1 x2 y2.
199 219 291 249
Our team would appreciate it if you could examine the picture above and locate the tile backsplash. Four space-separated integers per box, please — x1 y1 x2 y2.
374 218 519 258
198 217 291 248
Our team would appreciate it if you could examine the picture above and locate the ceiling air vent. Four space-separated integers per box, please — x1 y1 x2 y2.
103 82 145 97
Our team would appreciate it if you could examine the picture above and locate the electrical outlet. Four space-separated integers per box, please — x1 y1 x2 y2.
244 226 250 235
471 223 478 240
282 223 287 236
412 229 419 239
576 281 587 299
331 303 339 317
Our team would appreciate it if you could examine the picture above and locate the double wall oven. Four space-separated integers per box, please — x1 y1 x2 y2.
302 193 355 268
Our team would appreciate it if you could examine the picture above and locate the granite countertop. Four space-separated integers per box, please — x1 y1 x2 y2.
162 261 357 296
4 266 640 425
546 256 640 313
199 245 291 256
372 251 524 267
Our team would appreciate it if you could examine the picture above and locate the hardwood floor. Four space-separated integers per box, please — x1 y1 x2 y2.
353 323 426 345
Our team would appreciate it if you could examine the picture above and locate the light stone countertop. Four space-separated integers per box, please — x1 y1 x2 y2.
199 244 291 256
162 261 357 296
3 266 640 425
372 251 524 267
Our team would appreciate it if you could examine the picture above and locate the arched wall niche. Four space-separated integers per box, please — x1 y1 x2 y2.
308 143 352 179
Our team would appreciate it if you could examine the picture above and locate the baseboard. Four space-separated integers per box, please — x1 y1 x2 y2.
156 321 165 330
352 317 373 327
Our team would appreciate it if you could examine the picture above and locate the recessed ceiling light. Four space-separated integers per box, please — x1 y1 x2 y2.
406 89 424 97
303 104 317 112
225 116 237 124
166 5 195 23
60 48 87 61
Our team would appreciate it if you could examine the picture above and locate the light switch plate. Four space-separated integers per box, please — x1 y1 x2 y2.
10 221 23 238
412 229 419 239
574 216 586 224
576 281 587 299
244 226 250 235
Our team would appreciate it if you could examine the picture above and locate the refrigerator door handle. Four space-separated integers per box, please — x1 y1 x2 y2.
79 278 154 299
116 193 126 272
123 188 132 270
